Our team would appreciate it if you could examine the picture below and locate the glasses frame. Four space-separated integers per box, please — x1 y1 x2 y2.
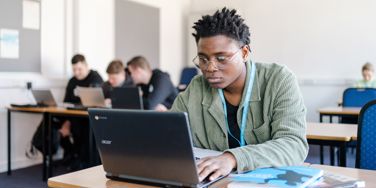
192 46 244 70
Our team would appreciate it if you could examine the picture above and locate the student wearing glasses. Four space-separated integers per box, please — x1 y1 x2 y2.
171 8 308 182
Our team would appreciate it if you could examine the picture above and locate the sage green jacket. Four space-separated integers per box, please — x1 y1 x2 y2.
171 61 308 173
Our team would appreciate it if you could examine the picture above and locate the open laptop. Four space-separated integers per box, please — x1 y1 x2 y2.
31 89 57 107
88 108 224 188
76 87 106 108
110 87 143 109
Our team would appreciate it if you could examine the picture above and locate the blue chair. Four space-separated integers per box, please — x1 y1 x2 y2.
343 88 376 107
356 100 376 170
178 67 198 91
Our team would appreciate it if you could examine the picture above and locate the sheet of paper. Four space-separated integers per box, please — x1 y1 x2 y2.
0 29 20 59
23 0 40 30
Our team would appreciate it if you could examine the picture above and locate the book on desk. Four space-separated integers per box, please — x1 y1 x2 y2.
228 166 323 188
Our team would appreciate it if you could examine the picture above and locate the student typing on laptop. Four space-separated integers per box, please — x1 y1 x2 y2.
127 56 178 111
101 59 134 106
62 54 103 169
171 8 308 182
56 54 103 170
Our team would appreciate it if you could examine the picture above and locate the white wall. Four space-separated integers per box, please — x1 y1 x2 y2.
126 0 191 85
0 0 191 172
72 0 190 84
0 0 68 172
73 0 115 80
189 0 376 121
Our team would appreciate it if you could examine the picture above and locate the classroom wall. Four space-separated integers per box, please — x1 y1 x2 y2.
2 0 374 172
73 0 190 85
189 0 376 121
0 0 68 172
0 0 190 172
125 0 190 85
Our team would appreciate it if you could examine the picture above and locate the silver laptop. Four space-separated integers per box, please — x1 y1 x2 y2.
76 87 106 107
31 89 57 107
88 108 224 188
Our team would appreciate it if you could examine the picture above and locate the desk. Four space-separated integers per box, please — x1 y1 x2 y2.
318 107 361 123
7 106 88 180
306 122 357 167
310 164 376 187
48 165 376 188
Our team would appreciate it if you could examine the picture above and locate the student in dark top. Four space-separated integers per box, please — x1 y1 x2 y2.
61 54 103 169
64 57 103 104
102 59 134 106
127 56 178 111
60 54 103 136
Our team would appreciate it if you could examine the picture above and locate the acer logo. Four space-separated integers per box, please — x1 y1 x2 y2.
101 140 112 145
95 115 107 120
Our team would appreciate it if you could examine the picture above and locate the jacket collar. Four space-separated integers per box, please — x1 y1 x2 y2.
202 60 261 134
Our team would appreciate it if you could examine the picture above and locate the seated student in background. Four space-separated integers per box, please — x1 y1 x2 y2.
355 62 376 88
171 8 308 182
102 59 134 106
30 54 103 170
60 54 103 169
127 56 178 111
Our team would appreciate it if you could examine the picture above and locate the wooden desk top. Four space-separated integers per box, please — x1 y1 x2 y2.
46 107 88 116
48 164 376 188
317 107 361 115
7 106 88 116
311 164 376 187
306 122 357 141
48 166 156 188
7 106 49 113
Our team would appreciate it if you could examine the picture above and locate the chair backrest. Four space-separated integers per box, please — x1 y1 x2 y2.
356 100 376 170
343 88 376 107
179 67 198 86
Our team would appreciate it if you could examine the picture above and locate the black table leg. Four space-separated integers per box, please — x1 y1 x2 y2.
329 115 333 123
319 114 324 164
89 123 94 165
339 143 347 167
330 146 335 165
48 113 53 178
7 109 11 175
42 112 48 181
320 145 324 164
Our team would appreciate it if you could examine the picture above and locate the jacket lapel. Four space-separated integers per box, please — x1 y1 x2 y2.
202 88 228 136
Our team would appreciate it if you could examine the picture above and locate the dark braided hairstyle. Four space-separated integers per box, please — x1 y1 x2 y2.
192 7 250 47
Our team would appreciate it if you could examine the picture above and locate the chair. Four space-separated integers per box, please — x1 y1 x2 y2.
356 100 376 170
178 67 198 91
343 88 376 107
341 88 376 124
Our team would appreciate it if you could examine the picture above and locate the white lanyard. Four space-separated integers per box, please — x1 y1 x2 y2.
218 62 256 146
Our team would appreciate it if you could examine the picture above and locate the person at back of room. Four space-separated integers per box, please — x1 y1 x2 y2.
61 54 103 169
354 62 376 88
102 59 134 106
127 56 178 111
30 54 103 171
